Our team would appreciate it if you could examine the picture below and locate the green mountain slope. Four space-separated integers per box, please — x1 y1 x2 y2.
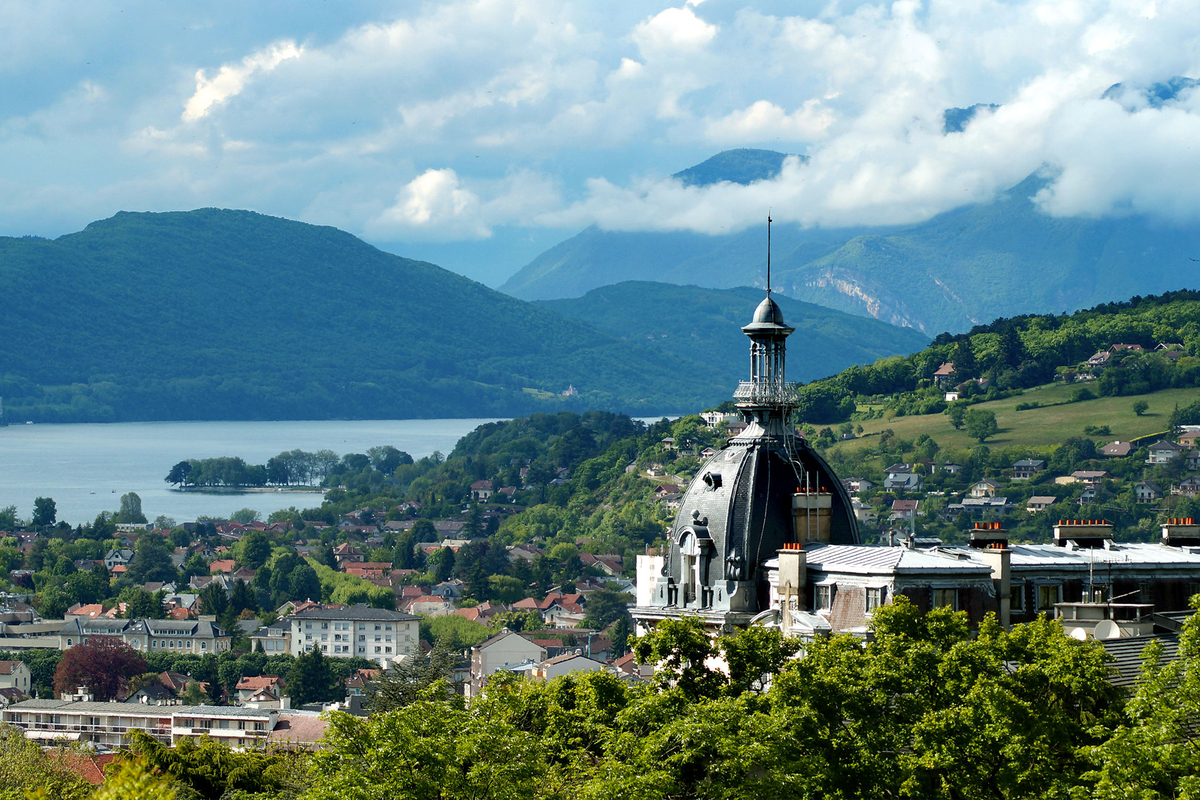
537 282 929 387
0 210 731 422
500 155 1200 335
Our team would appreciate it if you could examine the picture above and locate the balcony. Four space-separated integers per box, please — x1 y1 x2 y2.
732 381 798 406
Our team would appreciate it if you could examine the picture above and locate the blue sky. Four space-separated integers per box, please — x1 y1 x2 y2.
3 0 1200 285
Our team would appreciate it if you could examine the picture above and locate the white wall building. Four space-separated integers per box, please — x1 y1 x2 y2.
289 604 419 666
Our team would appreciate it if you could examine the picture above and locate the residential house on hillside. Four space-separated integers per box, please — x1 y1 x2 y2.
1011 459 1046 480
1136 481 1163 503
933 362 957 387
470 480 494 502
1174 476 1200 497
968 479 1001 499
891 500 919 520
1101 441 1135 458
883 464 921 492
960 497 1011 517
236 675 284 705
0 661 31 695
103 550 133 570
1147 440 1186 464
1026 496 1058 513
332 543 363 566
1069 471 1109 486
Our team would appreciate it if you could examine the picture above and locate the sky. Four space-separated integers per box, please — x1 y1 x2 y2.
2 0 1200 286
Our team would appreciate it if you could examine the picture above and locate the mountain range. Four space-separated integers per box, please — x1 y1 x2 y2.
500 151 1200 335
0 209 925 423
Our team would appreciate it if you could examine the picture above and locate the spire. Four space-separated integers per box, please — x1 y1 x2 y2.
766 212 772 295
732 217 797 435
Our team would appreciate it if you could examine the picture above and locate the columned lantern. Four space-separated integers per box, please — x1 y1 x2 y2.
634 230 859 630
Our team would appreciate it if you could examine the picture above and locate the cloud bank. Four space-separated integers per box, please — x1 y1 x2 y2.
2 0 1200 280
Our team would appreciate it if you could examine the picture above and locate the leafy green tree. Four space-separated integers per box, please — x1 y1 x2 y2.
286 646 338 707
166 460 192 488
422 615 491 651
393 530 416 569
288 563 322 603
230 507 261 524
0 504 17 529
610 615 633 657
631 616 724 701
120 586 166 619
947 402 968 429
964 408 999 442
127 729 303 799
366 645 459 712
434 546 456 583
31 497 56 528
581 587 632 632
1132 399 1150 416
412 519 437 543
233 529 271 569
127 533 177 584
117 492 148 524
199 582 229 617
0 726 91 800
309 697 547 800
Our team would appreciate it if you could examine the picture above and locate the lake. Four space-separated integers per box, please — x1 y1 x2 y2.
0 419 500 526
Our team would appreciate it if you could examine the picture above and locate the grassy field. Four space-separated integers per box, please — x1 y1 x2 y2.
834 383 1200 454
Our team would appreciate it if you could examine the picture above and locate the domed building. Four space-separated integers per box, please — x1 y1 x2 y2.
632 289 860 632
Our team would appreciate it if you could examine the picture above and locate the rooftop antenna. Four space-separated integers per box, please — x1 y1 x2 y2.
766 212 772 294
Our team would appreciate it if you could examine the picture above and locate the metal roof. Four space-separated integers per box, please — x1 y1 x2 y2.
291 604 418 622
803 544 992 576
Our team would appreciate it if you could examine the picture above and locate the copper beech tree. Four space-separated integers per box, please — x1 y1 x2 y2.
53 636 147 701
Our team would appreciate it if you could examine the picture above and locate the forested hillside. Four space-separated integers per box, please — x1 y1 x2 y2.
0 210 731 422
538 282 928 386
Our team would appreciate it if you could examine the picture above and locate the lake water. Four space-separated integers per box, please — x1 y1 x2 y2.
0 419 500 526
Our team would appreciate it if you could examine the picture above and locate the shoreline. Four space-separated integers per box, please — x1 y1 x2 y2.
169 487 327 495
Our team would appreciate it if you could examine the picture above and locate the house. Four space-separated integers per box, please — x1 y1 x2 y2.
944 391 960 402
933 362 957 387
613 652 654 680
1069 470 1109 487
208 559 237 575
1011 459 1045 480
1101 441 1135 458
1026 496 1058 513
404 595 455 617
845 478 875 494
345 668 380 697
235 675 284 705
1079 485 1106 505
1174 476 1200 497
883 465 920 492
936 462 963 476
470 480 494 502
1188 450 1200 470
0 661 32 695
890 500 919 520
851 499 878 525
968 479 1001 499
103 549 134 570
960 497 1011 517
534 652 608 681
700 411 737 428
1110 343 1145 354
1087 351 1112 368
332 543 364 566
1179 431 1200 448
1147 440 1186 464
290 604 420 666
468 630 548 697
654 484 680 497
1135 481 1163 503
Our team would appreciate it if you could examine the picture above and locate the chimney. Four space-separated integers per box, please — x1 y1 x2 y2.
969 522 1011 628
775 544 807 630
1162 518 1200 547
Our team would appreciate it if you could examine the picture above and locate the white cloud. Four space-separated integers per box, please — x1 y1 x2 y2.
632 6 717 55
367 167 560 239
182 40 302 122
704 99 834 143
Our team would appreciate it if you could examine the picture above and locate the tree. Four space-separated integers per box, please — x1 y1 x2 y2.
365 645 459 712
367 445 412 476
54 636 148 700
434 546 456 583
286 646 338 707
230 507 261 524
610 615 633 657
117 492 147 524
127 533 178 584
964 408 999 442
200 582 229 617
126 729 302 799
393 530 416 569
0 505 18 530
119 586 166 619
581 588 632 631
1132 399 1150 416
234 530 271 569
947 402 968 429
166 460 192 488
288 563 322 602
0 726 91 800
31 497 56 528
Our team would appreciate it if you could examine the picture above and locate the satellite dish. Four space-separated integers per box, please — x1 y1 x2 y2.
1069 627 1088 641
1094 619 1121 640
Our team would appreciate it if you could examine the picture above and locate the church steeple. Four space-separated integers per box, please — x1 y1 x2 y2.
732 217 797 436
